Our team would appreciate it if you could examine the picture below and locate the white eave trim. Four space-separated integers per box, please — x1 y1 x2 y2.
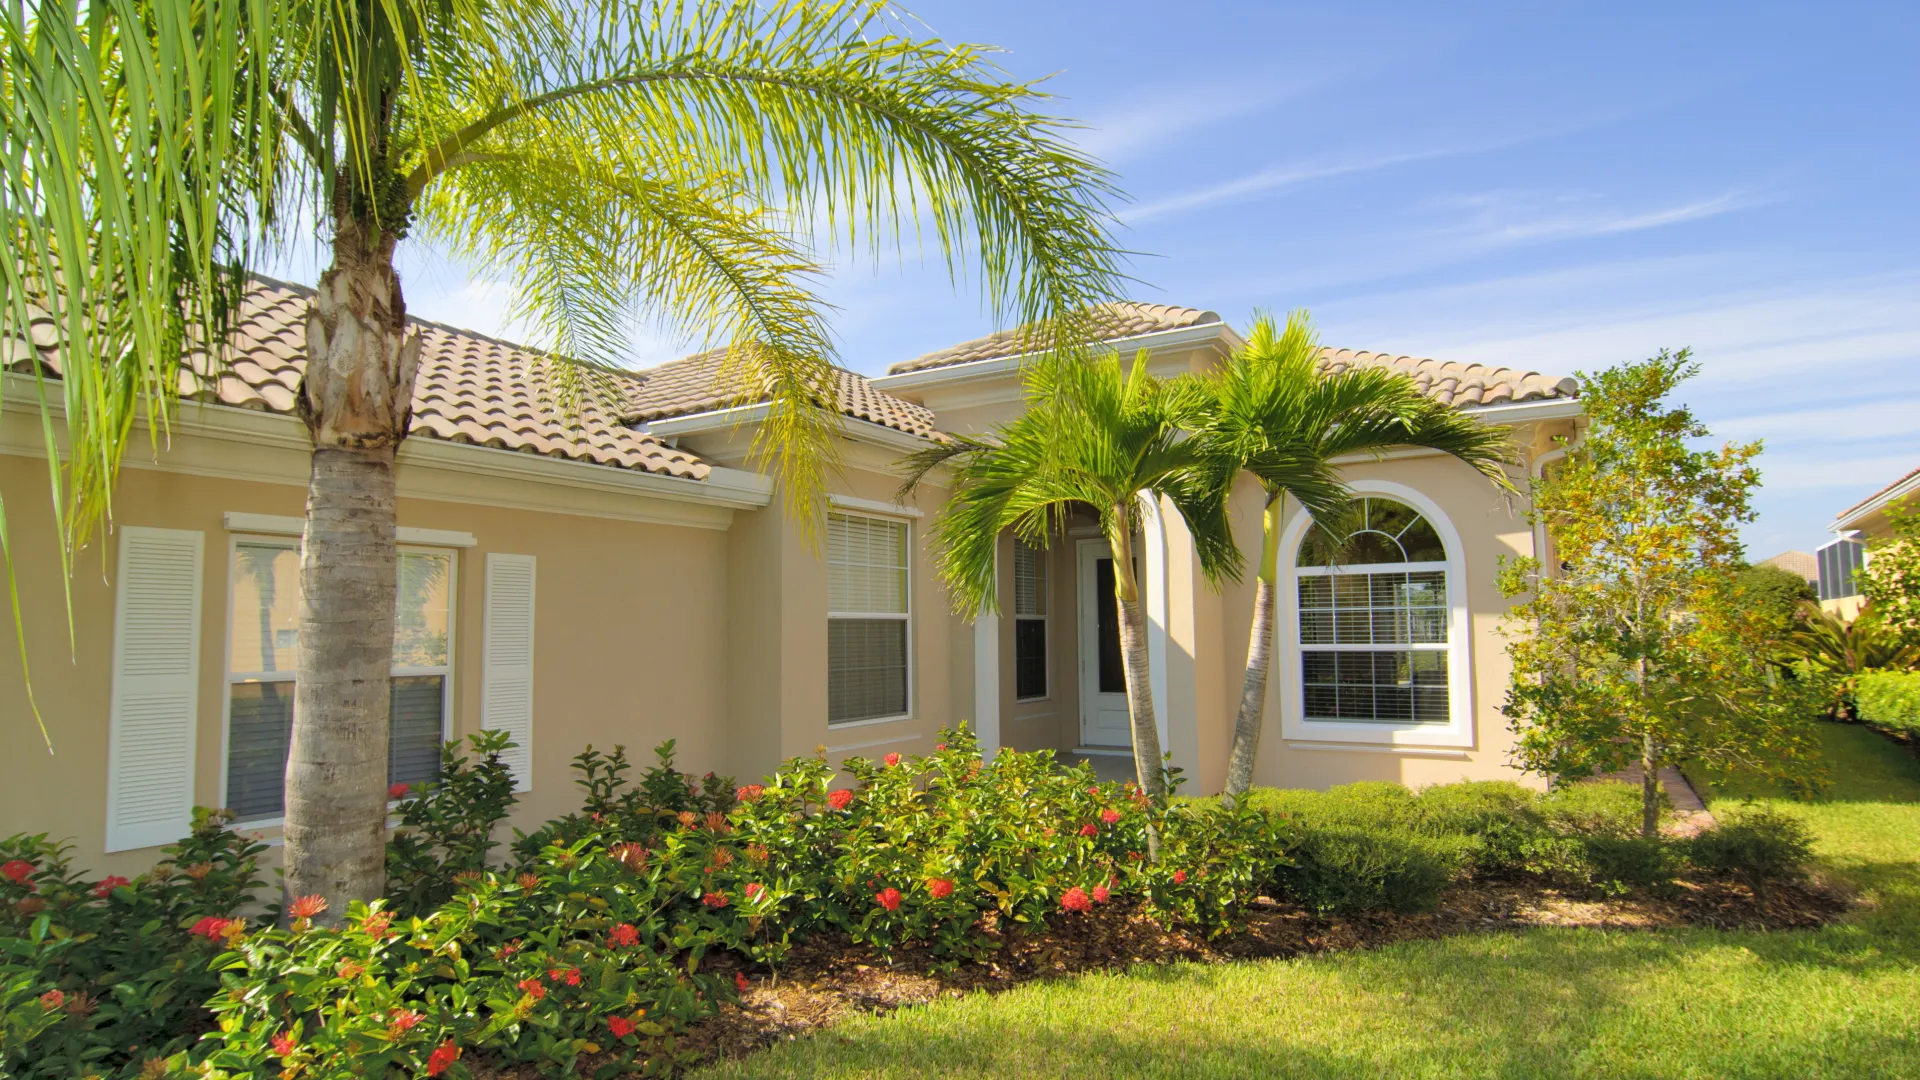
1831 471 1920 533
644 402 937 452
828 493 923 519
869 321 1243 391
1461 397 1584 424
224 512 479 547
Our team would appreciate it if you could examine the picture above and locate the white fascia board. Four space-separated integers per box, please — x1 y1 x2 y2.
869 321 1243 392
1462 397 1585 425
645 402 936 453
828 493 924 519
1831 473 1920 533
223 512 479 547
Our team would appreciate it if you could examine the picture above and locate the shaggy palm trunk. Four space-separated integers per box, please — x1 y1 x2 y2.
1108 512 1166 806
1223 492 1283 807
284 214 421 921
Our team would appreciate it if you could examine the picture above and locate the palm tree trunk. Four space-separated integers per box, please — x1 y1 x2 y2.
284 214 421 920
1223 492 1282 806
1108 511 1166 802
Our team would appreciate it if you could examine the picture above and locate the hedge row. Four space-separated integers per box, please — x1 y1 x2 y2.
1856 670 1920 737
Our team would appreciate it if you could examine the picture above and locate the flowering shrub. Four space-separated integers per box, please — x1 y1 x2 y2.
508 740 736 864
0 809 265 1078
386 731 520 912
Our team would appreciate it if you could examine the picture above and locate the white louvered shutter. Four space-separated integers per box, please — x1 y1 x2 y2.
105 527 204 852
482 554 535 792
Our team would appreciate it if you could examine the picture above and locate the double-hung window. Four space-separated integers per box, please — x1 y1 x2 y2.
1013 539 1048 700
827 512 910 724
1296 497 1450 725
225 540 454 822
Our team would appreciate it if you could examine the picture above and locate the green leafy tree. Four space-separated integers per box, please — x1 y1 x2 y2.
2 0 1123 918
1198 311 1515 804
1734 562 1818 641
906 352 1237 807
1863 497 1920 639
1498 351 1817 836
1777 601 1920 717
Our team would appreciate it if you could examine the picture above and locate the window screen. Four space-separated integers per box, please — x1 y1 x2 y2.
828 513 910 723
1296 499 1450 725
1013 540 1047 699
226 541 453 821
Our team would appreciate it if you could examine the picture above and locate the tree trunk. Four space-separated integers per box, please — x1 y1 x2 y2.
1223 492 1282 807
284 214 421 922
1639 731 1661 839
1108 511 1166 803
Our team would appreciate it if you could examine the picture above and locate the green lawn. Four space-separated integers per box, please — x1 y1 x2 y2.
698 724 1920 1080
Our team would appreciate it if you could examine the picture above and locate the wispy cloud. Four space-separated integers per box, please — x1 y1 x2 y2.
1437 189 1767 248
1123 144 1495 224
1072 77 1314 163
1715 397 1920 445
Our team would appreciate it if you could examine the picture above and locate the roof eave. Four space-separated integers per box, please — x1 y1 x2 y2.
643 401 939 452
872 321 1244 390
1461 397 1586 424
1829 469 1920 534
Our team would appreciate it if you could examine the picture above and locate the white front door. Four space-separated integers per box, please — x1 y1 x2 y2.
1077 539 1132 747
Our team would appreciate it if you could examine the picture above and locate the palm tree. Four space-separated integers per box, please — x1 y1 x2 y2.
907 350 1239 805
1200 312 1516 805
3 0 1123 918
1779 600 1920 717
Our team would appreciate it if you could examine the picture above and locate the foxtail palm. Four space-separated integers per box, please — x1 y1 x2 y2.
3 0 1123 918
1202 312 1515 804
908 351 1238 805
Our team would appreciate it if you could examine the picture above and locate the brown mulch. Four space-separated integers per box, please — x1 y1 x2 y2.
677 873 1849 1071
478 873 1848 1078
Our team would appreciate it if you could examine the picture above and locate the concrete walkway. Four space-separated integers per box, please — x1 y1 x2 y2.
1597 763 1717 835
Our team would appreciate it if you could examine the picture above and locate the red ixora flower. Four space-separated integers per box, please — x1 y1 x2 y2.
287 894 328 920
874 887 902 912
269 1031 296 1057
1078 823 1099 837
926 877 954 900
338 960 365 979
744 882 766 902
361 911 392 938
735 784 764 802
883 752 901 767
1172 870 1188 884
827 789 854 811
37 989 63 1010
607 922 640 948
426 1040 460 1077
92 875 129 898
607 1015 636 1039
388 782 411 800
1 860 34 885
735 971 751 992
935 743 947 751
702 891 729 909
387 1009 423 1036
1100 808 1121 825
517 976 546 1000
516 872 540 890
1060 887 1093 913
188 916 233 940
1092 885 1110 904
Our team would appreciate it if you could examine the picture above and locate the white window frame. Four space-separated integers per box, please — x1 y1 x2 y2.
1277 480 1475 749
219 534 458 827
826 509 914 728
1013 538 1050 702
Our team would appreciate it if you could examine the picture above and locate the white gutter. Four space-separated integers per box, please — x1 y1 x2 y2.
1465 397 1585 424
1528 431 1585 572
1830 470 1920 533
869 321 1244 392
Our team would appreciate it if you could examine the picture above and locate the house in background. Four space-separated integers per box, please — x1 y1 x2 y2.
1821 463 1919 617
1756 550 1818 592
1 283 1582 876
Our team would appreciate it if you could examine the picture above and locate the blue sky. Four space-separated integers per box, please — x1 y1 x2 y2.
294 1 1919 559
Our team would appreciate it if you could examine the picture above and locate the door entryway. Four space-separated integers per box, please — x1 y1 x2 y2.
1076 539 1132 747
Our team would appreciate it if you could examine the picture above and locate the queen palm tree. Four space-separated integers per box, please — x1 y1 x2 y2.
1200 312 1516 805
2 0 1123 917
906 350 1238 805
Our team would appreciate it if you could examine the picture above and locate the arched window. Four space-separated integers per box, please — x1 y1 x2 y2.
1295 497 1450 725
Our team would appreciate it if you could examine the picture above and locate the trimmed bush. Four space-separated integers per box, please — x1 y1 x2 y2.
1686 805 1816 888
1856 670 1920 736
1277 824 1466 916
1539 780 1657 839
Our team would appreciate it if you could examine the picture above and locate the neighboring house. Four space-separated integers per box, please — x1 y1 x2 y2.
0 284 1583 875
1821 463 1920 617
1757 550 1818 592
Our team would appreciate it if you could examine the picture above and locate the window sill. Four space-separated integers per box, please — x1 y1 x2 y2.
826 713 914 730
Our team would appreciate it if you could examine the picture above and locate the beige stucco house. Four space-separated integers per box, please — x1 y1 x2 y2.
1820 463 1918 617
0 282 1584 876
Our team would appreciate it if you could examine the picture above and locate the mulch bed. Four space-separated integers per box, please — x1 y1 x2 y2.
672 872 1850 1073
474 873 1848 1077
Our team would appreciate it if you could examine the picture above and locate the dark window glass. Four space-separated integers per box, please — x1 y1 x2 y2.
389 676 447 786
828 619 909 722
226 681 293 820
1015 619 1047 699
1095 557 1126 694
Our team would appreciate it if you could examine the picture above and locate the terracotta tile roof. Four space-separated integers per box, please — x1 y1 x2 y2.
1314 348 1579 408
1833 463 1920 527
626 348 940 439
886 302 1222 375
6 279 712 479
1756 550 1818 583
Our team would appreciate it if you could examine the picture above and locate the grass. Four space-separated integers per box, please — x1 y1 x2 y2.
698 723 1920 1080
